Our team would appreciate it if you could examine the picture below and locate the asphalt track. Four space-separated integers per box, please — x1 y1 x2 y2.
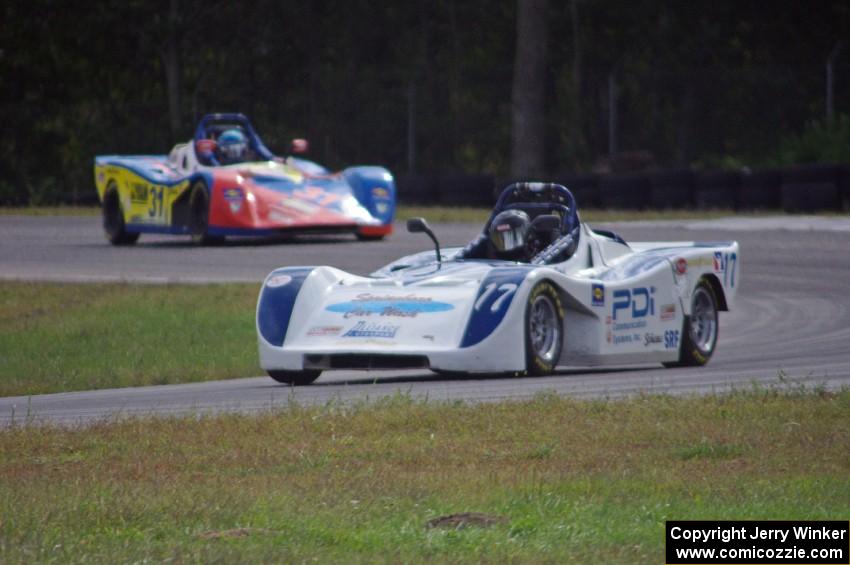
2 214 849 425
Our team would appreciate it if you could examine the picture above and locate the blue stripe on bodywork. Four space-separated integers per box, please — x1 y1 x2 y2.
126 223 190 235
460 267 533 348
257 267 315 346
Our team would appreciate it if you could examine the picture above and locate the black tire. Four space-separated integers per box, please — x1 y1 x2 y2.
268 370 321 386
665 279 718 367
189 181 225 245
525 281 564 375
102 184 139 245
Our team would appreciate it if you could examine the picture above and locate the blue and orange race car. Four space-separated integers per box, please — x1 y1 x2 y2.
94 113 395 245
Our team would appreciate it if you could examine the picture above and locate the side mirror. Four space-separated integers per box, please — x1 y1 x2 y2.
290 138 309 154
406 217 441 265
406 217 430 234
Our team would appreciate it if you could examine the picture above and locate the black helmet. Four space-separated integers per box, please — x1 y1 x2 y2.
488 209 531 255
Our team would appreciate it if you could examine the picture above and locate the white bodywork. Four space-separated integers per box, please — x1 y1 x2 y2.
256 222 739 374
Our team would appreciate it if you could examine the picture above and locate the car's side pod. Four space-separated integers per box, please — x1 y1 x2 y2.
342 166 396 225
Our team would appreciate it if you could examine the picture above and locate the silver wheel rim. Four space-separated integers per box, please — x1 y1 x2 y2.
690 286 717 353
529 294 560 362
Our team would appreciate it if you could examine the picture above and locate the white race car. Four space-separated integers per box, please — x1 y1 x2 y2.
256 182 739 385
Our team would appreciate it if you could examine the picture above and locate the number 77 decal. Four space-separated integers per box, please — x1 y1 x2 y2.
474 283 518 313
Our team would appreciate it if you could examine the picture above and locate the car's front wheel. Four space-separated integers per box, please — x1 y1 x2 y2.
268 370 321 386
525 281 563 375
189 181 224 245
103 184 139 245
666 278 719 367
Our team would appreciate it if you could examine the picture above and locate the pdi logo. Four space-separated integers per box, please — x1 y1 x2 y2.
613 287 655 320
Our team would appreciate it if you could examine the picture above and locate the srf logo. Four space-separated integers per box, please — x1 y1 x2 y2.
613 287 655 320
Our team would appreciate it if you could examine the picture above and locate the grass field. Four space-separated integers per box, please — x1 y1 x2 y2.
0 390 847 563
0 281 260 397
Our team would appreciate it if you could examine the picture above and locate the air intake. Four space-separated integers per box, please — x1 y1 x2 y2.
303 354 430 370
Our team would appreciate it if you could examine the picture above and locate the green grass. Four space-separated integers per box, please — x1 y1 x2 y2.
0 206 102 216
1 390 848 563
0 282 260 396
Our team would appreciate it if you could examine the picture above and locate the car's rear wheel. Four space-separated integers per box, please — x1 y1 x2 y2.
268 370 321 386
666 278 718 367
189 181 224 245
525 281 563 375
103 184 139 245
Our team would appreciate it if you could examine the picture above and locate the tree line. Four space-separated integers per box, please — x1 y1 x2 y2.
2 0 849 204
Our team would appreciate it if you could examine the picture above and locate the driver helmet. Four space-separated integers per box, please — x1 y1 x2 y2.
488 209 531 258
217 129 248 163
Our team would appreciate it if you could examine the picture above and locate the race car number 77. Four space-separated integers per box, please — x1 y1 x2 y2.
474 283 518 313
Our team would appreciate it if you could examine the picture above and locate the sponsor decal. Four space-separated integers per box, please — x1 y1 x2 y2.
664 329 680 349
660 303 676 321
266 274 292 288
422 334 435 341
612 286 655 320
591 283 605 307
293 186 342 207
713 251 724 272
268 210 295 224
644 332 663 347
689 257 713 268
714 251 738 288
306 325 342 337
97 171 105 184
613 334 634 345
326 294 454 318
224 187 244 213
372 187 390 199
607 294 654 346
281 198 319 214
130 182 149 203
675 257 688 275
612 319 647 331
342 321 400 338
376 202 389 215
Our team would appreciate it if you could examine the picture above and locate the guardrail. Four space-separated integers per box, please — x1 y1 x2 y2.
397 163 850 211
23 163 850 211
